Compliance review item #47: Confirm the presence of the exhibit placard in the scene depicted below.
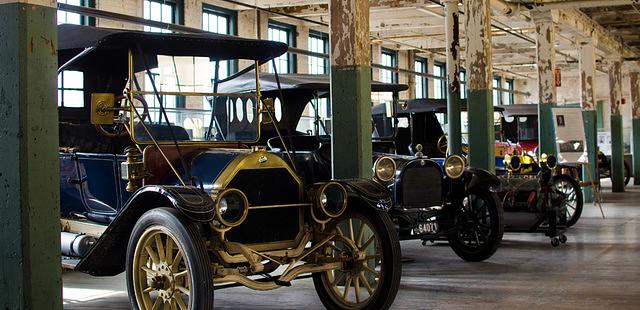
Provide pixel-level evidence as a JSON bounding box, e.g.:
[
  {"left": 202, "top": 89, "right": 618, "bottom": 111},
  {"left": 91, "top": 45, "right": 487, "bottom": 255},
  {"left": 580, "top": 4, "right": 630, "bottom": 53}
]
[{"left": 552, "top": 107, "right": 588, "bottom": 164}]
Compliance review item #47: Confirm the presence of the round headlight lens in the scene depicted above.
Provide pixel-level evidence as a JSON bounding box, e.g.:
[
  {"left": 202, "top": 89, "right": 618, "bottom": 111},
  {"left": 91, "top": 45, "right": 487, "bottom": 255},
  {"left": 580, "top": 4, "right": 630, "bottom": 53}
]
[
  {"left": 374, "top": 156, "right": 396, "bottom": 182},
  {"left": 216, "top": 189, "right": 248, "bottom": 227},
  {"left": 318, "top": 182, "right": 347, "bottom": 218},
  {"left": 444, "top": 155, "right": 466, "bottom": 179},
  {"left": 507, "top": 155, "right": 521, "bottom": 171},
  {"left": 545, "top": 154, "right": 557, "bottom": 169}
]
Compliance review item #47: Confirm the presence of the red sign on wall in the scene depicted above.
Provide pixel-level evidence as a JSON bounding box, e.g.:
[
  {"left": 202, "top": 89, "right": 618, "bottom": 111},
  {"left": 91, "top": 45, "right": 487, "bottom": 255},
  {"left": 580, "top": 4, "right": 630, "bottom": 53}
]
[{"left": 554, "top": 68, "right": 562, "bottom": 87}]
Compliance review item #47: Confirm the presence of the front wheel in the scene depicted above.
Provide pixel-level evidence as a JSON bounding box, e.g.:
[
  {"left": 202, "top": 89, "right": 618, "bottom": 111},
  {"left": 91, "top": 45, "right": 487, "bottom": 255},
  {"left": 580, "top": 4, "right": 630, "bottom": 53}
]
[
  {"left": 447, "top": 190, "right": 504, "bottom": 262},
  {"left": 553, "top": 175, "right": 583, "bottom": 227},
  {"left": 313, "top": 205, "right": 401, "bottom": 310},
  {"left": 126, "top": 208, "right": 214, "bottom": 310}
]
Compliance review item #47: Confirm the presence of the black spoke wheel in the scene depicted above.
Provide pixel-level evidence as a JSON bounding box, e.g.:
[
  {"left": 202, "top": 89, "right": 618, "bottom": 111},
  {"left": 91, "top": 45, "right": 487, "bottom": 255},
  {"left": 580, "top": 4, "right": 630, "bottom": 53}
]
[
  {"left": 447, "top": 190, "right": 503, "bottom": 262},
  {"left": 553, "top": 175, "right": 584, "bottom": 227},
  {"left": 126, "top": 208, "right": 213, "bottom": 310},
  {"left": 313, "top": 205, "right": 401, "bottom": 310},
  {"left": 624, "top": 160, "right": 631, "bottom": 186}
]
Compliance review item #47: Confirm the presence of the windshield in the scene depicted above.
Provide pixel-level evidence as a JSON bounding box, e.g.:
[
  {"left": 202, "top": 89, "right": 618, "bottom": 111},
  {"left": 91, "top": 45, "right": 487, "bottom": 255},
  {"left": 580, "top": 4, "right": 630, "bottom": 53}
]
[
  {"left": 130, "top": 55, "right": 260, "bottom": 143},
  {"left": 503, "top": 115, "right": 538, "bottom": 142},
  {"left": 438, "top": 111, "right": 502, "bottom": 143},
  {"left": 295, "top": 91, "right": 399, "bottom": 139}
]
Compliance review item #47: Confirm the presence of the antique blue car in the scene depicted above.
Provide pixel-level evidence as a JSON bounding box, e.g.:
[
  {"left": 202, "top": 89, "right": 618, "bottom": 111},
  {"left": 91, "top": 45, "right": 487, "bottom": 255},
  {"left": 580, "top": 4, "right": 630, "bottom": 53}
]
[
  {"left": 57, "top": 25, "right": 401, "bottom": 309},
  {"left": 218, "top": 73, "right": 504, "bottom": 262},
  {"left": 383, "top": 98, "right": 583, "bottom": 245}
]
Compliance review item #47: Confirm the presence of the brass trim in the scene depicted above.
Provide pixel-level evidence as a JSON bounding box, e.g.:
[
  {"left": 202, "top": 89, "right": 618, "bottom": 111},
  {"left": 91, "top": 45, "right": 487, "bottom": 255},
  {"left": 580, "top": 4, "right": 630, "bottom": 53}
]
[
  {"left": 216, "top": 231, "right": 311, "bottom": 264},
  {"left": 60, "top": 219, "right": 106, "bottom": 238},
  {"left": 444, "top": 155, "right": 466, "bottom": 179},
  {"left": 214, "top": 188, "right": 249, "bottom": 228},
  {"left": 249, "top": 203, "right": 311, "bottom": 210},
  {"left": 213, "top": 262, "right": 341, "bottom": 291},
  {"left": 131, "top": 90, "right": 258, "bottom": 98},
  {"left": 373, "top": 156, "right": 396, "bottom": 183}
]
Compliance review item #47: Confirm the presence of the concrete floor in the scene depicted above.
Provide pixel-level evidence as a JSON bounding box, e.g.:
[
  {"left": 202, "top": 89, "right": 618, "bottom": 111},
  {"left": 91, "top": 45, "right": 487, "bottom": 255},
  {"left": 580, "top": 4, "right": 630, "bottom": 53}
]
[{"left": 63, "top": 180, "right": 640, "bottom": 309}]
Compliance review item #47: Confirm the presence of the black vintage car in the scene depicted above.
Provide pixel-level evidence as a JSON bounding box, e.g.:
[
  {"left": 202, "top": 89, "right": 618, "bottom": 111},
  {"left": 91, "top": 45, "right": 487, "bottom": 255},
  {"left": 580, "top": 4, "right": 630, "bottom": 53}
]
[
  {"left": 218, "top": 73, "right": 504, "bottom": 262},
  {"left": 57, "top": 25, "right": 401, "bottom": 309},
  {"left": 385, "top": 99, "right": 583, "bottom": 244},
  {"left": 498, "top": 104, "right": 632, "bottom": 186}
]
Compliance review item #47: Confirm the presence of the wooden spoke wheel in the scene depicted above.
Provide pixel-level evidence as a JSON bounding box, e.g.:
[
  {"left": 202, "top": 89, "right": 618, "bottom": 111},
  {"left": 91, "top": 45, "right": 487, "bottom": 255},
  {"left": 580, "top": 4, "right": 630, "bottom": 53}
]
[
  {"left": 126, "top": 208, "right": 213, "bottom": 310},
  {"left": 313, "top": 206, "right": 400, "bottom": 310}
]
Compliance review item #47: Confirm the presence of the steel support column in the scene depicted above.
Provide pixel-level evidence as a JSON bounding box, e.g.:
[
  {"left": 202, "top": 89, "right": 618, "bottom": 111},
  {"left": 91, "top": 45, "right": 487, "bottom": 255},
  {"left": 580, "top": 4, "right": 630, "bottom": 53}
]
[
  {"left": 329, "top": 0, "right": 372, "bottom": 178},
  {"left": 632, "top": 72, "right": 640, "bottom": 186},
  {"left": 533, "top": 9, "right": 557, "bottom": 157},
  {"left": 0, "top": 1, "right": 61, "bottom": 309},
  {"left": 464, "top": 0, "right": 494, "bottom": 171},
  {"left": 579, "top": 39, "right": 598, "bottom": 202},
  {"left": 608, "top": 59, "right": 625, "bottom": 192},
  {"left": 445, "top": 0, "right": 462, "bottom": 156}
]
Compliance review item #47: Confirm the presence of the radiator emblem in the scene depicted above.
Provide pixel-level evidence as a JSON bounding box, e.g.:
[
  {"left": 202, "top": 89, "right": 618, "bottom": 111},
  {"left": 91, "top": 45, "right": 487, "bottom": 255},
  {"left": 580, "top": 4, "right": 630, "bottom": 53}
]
[{"left": 258, "top": 155, "right": 268, "bottom": 163}]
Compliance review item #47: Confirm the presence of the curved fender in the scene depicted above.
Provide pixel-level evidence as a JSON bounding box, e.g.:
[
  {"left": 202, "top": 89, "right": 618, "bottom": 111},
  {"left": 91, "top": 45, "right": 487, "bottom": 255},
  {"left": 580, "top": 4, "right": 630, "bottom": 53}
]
[
  {"left": 334, "top": 179, "right": 393, "bottom": 211},
  {"left": 75, "top": 185, "right": 214, "bottom": 276},
  {"left": 466, "top": 167, "right": 501, "bottom": 193}
]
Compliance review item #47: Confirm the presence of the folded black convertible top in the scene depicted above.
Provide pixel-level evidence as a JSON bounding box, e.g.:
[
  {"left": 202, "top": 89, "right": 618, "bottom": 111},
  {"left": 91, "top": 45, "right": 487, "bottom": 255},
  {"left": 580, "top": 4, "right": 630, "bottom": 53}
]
[{"left": 57, "top": 24, "right": 288, "bottom": 72}]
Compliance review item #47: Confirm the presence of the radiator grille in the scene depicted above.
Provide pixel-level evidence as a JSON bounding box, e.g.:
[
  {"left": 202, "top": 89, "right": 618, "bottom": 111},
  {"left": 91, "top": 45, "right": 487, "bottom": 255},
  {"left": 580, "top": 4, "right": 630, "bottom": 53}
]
[
  {"left": 225, "top": 168, "right": 302, "bottom": 244},
  {"left": 402, "top": 166, "right": 443, "bottom": 207}
]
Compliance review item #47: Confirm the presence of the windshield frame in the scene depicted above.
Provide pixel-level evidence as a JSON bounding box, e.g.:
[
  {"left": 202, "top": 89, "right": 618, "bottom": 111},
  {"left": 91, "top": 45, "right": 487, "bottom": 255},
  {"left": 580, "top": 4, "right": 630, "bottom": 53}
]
[{"left": 125, "top": 48, "right": 264, "bottom": 146}]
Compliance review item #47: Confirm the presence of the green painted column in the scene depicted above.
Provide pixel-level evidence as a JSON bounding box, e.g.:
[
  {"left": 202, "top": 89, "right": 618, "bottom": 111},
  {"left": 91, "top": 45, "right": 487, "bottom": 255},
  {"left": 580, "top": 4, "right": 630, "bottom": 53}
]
[
  {"left": 634, "top": 119, "right": 640, "bottom": 186},
  {"left": 630, "top": 72, "right": 640, "bottom": 185},
  {"left": 0, "top": 1, "right": 61, "bottom": 310},
  {"left": 582, "top": 111, "right": 598, "bottom": 201},
  {"left": 329, "top": 0, "right": 372, "bottom": 178},
  {"left": 579, "top": 40, "right": 598, "bottom": 202},
  {"left": 464, "top": 0, "right": 494, "bottom": 171},
  {"left": 609, "top": 59, "right": 625, "bottom": 192},
  {"left": 532, "top": 9, "right": 557, "bottom": 157},
  {"left": 444, "top": 0, "right": 461, "bottom": 156}
]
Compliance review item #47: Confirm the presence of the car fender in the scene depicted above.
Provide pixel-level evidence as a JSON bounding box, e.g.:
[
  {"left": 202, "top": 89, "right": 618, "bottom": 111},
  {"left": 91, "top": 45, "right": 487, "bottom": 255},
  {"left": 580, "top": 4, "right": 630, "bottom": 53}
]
[
  {"left": 334, "top": 179, "right": 392, "bottom": 212},
  {"left": 465, "top": 167, "right": 501, "bottom": 193},
  {"left": 75, "top": 185, "right": 214, "bottom": 276}
]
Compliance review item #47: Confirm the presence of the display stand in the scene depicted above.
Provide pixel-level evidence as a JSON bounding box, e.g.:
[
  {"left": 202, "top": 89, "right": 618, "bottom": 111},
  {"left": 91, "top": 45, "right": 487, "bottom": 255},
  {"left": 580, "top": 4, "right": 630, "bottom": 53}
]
[{"left": 581, "top": 162, "right": 605, "bottom": 219}]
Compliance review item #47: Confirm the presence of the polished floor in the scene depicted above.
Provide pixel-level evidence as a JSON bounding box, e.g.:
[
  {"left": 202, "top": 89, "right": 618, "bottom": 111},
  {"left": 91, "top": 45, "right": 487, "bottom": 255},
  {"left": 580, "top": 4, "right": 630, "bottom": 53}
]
[{"left": 63, "top": 180, "right": 640, "bottom": 309}]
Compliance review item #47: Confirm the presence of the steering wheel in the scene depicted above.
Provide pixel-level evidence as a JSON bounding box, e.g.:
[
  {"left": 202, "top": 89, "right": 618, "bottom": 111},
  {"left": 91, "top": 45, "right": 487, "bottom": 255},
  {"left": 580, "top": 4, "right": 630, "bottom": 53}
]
[
  {"left": 95, "top": 94, "right": 150, "bottom": 138},
  {"left": 437, "top": 134, "right": 448, "bottom": 155}
]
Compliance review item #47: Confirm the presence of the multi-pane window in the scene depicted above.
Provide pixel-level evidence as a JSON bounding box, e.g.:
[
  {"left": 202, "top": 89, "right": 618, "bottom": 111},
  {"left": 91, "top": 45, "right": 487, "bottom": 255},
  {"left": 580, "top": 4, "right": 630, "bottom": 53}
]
[
  {"left": 459, "top": 70, "right": 467, "bottom": 99},
  {"left": 380, "top": 49, "right": 397, "bottom": 83},
  {"left": 268, "top": 22, "right": 296, "bottom": 74},
  {"left": 144, "top": 1, "right": 183, "bottom": 123},
  {"left": 144, "top": 0, "right": 181, "bottom": 33},
  {"left": 493, "top": 77, "right": 502, "bottom": 106},
  {"left": 433, "top": 63, "right": 446, "bottom": 99},
  {"left": 57, "top": 0, "right": 94, "bottom": 25},
  {"left": 415, "top": 58, "right": 427, "bottom": 99},
  {"left": 202, "top": 6, "right": 236, "bottom": 79},
  {"left": 57, "top": 0, "right": 93, "bottom": 103},
  {"left": 308, "top": 31, "right": 328, "bottom": 75},
  {"left": 58, "top": 71, "right": 84, "bottom": 108},
  {"left": 504, "top": 79, "right": 514, "bottom": 105}
]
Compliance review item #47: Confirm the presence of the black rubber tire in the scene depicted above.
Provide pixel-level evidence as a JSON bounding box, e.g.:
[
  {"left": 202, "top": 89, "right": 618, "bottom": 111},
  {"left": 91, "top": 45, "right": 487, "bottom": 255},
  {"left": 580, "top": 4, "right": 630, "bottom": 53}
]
[
  {"left": 312, "top": 205, "right": 401, "bottom": 310},
  {"left": 448, "top": 190, "right": 504, "bottom": 262},
  {"left": 624, "top": 160, "right": 631, "bottom": 186},
  {"left": 553, "top": 175, "right": 584, "bottom": 227},
  {"left": 126, "top": 208, "right": 213, "bottom": 310}
]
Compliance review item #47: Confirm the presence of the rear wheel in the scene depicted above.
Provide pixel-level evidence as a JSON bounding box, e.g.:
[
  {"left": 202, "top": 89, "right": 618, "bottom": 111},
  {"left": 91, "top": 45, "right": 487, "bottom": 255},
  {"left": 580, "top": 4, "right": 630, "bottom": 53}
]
[
  {"left": 624, "top": 160, "right": 631, "bottom": 186},
  {"left": 553, "top": 175, "right": 583, "bottom": 227},
  {"left": 313, "top": 205, "right": 401, "bottom": 310},
  {"left": 126, "top": 208, "right": 213, "bottom": 310},
  {"left": 448, "top": 190, "right": 503, "bottom": 262}
]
